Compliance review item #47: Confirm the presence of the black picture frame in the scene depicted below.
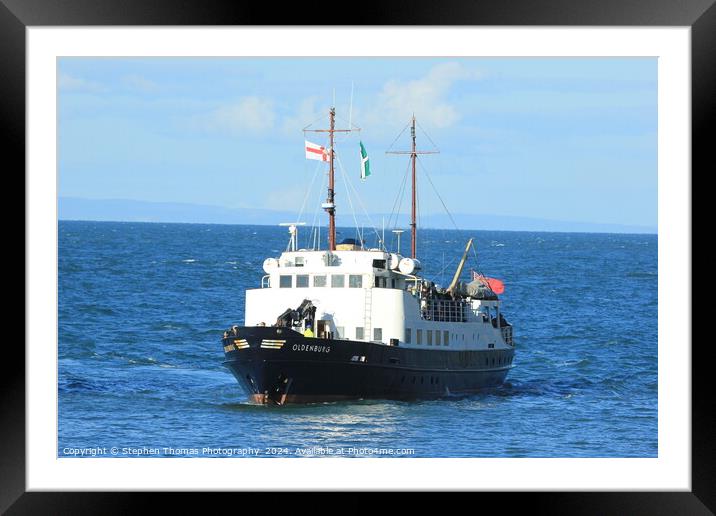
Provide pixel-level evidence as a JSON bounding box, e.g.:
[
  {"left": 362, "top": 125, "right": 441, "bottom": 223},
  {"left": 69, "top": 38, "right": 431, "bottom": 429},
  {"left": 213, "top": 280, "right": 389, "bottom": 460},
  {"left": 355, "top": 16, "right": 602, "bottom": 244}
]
[{"left": 7, "top": 0, "right": 709, "bottom": 512}]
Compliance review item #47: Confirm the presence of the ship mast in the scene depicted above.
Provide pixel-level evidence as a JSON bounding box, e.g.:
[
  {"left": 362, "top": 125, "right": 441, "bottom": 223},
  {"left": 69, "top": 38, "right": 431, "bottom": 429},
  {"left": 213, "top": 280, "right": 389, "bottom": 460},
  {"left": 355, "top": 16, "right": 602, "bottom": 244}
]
[
  {"left": 387, "top": 115, "right": 438, "bottom": 259},
  {"left": 410, "top": 117, "right": 417, "bottom": 259},
  {"left": 304, "top": 107, "right": 355, "bottom": 251}
]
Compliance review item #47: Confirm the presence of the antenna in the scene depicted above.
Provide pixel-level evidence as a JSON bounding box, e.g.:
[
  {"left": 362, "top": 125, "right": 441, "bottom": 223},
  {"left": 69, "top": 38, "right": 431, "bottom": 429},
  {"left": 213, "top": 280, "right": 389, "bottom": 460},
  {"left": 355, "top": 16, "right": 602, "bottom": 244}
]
[
  {"left": 279, "top": 222, "right": 306, "bottom": 252},
  {"left": 349, "top": 82, "right": 354, "bottom": 129},
  {"left": 382, "top": 217, "right": 385, "bottom": 250},
  {"left": 392, "top": 229, "right": 405, "bottom": 255}
]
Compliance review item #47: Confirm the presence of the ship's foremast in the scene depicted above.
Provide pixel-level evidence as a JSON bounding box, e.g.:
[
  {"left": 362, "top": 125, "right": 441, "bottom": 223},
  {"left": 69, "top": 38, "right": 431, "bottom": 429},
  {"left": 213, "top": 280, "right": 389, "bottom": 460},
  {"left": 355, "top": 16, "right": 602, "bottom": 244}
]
[{"left": 304, "top": 107, "right": 354, "bottom": 252}]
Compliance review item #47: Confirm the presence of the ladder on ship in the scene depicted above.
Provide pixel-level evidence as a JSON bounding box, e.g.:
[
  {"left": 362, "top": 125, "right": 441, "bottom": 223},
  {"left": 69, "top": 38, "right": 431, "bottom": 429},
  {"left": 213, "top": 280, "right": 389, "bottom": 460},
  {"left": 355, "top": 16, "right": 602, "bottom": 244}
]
[{"left": 364, "top": 288, "right": 372, "bottom": 341}]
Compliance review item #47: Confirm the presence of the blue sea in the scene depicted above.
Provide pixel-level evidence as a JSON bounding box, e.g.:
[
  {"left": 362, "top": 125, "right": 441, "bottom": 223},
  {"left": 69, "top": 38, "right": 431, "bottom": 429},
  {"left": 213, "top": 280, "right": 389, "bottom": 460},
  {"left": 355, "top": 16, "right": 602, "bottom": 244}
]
[{"left": 58, "top": 220, "right": 658, "bottom": 458}]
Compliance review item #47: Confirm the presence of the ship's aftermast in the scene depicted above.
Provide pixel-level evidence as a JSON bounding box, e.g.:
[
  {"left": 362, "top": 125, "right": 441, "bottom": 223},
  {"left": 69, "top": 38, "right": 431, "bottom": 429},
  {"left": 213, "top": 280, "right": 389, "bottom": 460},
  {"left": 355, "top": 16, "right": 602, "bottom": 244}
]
[
  {"left": 386, "top": 116, "right": 439, "bottom": 259},
  {"left": 304, "top": 108, "right": 359, "bottom": 252}
]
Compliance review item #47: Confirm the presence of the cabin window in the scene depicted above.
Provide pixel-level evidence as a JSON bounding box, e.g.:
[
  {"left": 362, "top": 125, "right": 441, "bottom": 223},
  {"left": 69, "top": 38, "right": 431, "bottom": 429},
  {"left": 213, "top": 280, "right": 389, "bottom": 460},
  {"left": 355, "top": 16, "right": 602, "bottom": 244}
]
[
  {"left": 372, "top": 259, "right": 386, "bottom": 269},
  {"left": 416, "top": 329, "right": 422, "bottom": 345},
  {"left": 349, "top": 275, "right": 363, "bottom": 288},
  {"left": 296, "top": 275, "right": 309, "bottom": 288},
  {"left": 374, "top": 276, "right": 386, "bottom": 288},
  {"left": 444, "top": 331, "right": 449, "bottom": 346},
  {"left": 373, "top": 328, "right": 382, "bottom": 341},
  {"left": 336, "top": 326, "right": 344, "bottom": 339},
  {"left": 313, "top": 275, "right": 327, "bottom": 287},
  {"left": 391, "top": 279, "right": 396, "bottom": 288},
  {"left": 295, "top": 257, "right": 305, "bottom": 267},
  {"left": 427, "top": 330, "right": 433, "bottom": 346},
  {"left": 331, "top": 274, "right": 345, "bottom": 288},
  {"left": 435, "top": 331, "right": 441, "bottom": 346},
  {"left": 405, "top": 328, "right": 411, "bottom": 344},
  {"left": 356, "top": 327, "right": 364, "bottom": 340},
  {"left": 279, "top": 275, "right": 292, "bottom": 288}
]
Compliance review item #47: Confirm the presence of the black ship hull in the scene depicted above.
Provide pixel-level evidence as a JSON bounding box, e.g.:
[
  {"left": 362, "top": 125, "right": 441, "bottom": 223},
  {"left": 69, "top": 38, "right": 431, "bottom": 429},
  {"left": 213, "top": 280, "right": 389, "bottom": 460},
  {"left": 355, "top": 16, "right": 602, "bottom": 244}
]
[{"left": 223, "top": 326, "right": 514, "bottom": 404}]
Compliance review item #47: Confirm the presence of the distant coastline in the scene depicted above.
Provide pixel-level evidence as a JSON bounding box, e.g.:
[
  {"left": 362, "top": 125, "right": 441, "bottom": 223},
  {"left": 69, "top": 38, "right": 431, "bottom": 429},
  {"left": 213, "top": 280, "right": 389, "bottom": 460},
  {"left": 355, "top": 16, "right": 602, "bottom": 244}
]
[{"left": 58, "top": 197, "right": 657, "bottom": 235}]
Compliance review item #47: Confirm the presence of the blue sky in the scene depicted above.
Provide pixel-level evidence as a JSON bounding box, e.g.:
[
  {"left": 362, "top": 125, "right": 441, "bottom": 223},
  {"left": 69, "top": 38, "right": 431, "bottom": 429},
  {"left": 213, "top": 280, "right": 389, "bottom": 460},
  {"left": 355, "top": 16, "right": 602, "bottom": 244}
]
[{"left": 58, "top": 57, "right": 657, "bottom": 228}]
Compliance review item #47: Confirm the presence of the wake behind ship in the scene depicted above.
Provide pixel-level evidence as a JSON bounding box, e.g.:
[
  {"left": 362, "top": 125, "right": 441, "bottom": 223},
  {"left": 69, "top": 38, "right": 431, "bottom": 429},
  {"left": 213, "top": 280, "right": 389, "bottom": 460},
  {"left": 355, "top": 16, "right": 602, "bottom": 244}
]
[{"left": 222, "top": 108, "right": 515, "bottom": 404}]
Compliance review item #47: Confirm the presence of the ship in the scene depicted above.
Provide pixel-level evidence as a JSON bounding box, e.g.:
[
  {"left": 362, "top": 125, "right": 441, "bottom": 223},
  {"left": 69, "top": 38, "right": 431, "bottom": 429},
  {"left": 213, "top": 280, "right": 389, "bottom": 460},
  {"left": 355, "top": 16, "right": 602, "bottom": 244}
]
[{"left": 222, "top": 107, "right": 515, "bottom": 404}]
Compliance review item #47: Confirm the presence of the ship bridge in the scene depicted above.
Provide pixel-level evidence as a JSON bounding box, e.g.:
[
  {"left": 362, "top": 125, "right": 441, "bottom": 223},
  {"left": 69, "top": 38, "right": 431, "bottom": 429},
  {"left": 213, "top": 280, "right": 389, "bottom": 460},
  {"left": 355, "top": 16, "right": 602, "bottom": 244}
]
[{"left": 260, "top": 248, "right": 419, "bottom": 291}]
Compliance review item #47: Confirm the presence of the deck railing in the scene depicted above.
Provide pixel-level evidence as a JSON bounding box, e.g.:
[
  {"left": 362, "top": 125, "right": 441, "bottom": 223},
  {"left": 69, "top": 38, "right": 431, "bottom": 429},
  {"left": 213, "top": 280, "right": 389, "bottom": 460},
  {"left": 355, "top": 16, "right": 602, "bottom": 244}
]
[{"left": 421, "top": 299, "right": 468, "bottom": 322}]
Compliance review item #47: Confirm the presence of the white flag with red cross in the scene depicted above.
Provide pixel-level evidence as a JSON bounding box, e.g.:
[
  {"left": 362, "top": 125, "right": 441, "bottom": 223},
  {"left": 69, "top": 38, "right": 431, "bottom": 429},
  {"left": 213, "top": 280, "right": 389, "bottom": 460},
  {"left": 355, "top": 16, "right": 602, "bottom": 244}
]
[{"left": 305, "top": 140, "right": 329, "bottom": 162}]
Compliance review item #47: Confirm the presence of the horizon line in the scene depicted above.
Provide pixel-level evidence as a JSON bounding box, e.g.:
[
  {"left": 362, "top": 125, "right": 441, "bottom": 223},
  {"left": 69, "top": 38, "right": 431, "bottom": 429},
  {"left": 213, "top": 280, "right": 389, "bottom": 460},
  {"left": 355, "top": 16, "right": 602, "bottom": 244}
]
[
  {"left": 58, "top": 196, "right": 657, "bottom": 233},
  {"left": 57, "top": 218, "right": 658, "bottom": 236}
]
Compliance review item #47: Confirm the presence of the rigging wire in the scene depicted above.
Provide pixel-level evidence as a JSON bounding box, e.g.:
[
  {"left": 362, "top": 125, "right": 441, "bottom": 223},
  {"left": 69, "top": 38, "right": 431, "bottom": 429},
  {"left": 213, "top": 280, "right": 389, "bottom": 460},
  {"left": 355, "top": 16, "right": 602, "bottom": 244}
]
[
  {"left": 334, "top": 151, "right": 365, "bottom": 248},
  {"left": 415, "top": 119, "right": 441, "bottom": 153},
  {"left": 385, "top": 122, "right": 410, "bottom": 153},
  {"left": 428, "top": 255, "right": 459, "bottom": 285},
  {"left": 302, "top": 112, "right": 332, "bottom": 132},
  {"left": 414, "top": 154, "right": 486, "bottom": 281},
  {"left": 334, "top": 151, "right": 386, "bottom": 251},
  {"left": 335, "top": 113, "right": 362, "bottom": 132},
  {"left": 387, "top": 158, "right": 411, "bottom": 235},
  {"left": 295, "top": 158, "right": 324, "bottom": 225},
  {"left": 306, "top": 169, "right": 328, "bottom": 250},
  {"left": 416, "top": 155, "right": 460, "bottom": 232}
]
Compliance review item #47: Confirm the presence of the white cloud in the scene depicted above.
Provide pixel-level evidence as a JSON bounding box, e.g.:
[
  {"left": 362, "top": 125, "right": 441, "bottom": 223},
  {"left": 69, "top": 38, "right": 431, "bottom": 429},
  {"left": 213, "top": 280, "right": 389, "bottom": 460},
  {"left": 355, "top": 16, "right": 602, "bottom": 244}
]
[
  {"left": 363, "top": 62, "right": 481, "bottom": 130},
  {"left": 201, "top": 97, "right": 276, "bottom": 133},
  {"left": 278, "top": 63, "right": 481, "bottom": 144},
  {"left": 122, "top": 74, "right": 160, "bottom": 93},
  {"left": 58, "top": 72, "right": 104, "bottom": 92},
  {"left": 281, "top": 96, "right": 325, "bottom": 136}
]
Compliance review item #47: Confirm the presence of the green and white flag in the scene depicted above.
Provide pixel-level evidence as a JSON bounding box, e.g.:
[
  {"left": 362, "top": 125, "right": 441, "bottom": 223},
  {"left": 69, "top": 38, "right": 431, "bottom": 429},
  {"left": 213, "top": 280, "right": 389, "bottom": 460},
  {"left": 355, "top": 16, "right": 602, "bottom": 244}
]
[{"left": 360, "top": 141, "right": 371, "bottom": 180}]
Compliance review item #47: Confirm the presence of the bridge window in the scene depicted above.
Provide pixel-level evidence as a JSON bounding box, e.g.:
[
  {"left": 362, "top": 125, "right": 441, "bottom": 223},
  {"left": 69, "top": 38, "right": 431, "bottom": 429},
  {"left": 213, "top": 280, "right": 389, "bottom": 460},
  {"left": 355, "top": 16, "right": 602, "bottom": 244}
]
[
  {"left": 313, "top": 275, "right": 327, "bottom": 287},
  {"left": 372, "top": 259, "right": 386, "bottom": 269},
  {"left": 279, "top": 275, "right": 292, "bottom": 288},
  {"left": 296, "top": 275, "right": 309, "bottom": 288},
  {"left": 331, "top": 274, "right": 345, "bottom": 288},
  {"left": 295, "top": 257, "right": 305, "bottom": 267},
  {"left": 349, "top": 274, "right": 363, "bottom": 288},
  {"left": 373, "top": 328, "right": 382, "bottom": 341},
  {"left": 356, "top": 327, "right": 364, "bottom": 340},
  {"left": 405, "top": 328, "right": 411, "bottom": 344}
]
